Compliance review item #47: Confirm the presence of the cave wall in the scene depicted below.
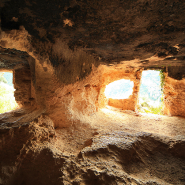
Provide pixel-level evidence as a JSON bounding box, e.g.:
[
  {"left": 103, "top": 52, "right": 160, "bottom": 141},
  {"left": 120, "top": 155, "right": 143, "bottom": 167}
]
[
  {"left": 108, "top": 98, "right": 136, "bottom": 111},
  {"left": 1, "top": 42, "right": 185, "bottom": 126},
  {"left": 14, "top": 67, "right": 34, "bottom": 107},
  {"left": 0, "top": 0, "right": 185, "bottom": 122},
  {"left": 163, "top": 72, "right": 185, "bottom": 117}
]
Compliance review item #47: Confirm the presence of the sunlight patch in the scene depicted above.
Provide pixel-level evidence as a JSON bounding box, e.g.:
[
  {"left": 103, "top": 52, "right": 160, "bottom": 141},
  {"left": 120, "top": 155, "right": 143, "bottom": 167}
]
[
  {"left": 105, "top": 79, "right": 134, "bottom": 99},
  {"left": 0, "top": 72, "right": 18, "bottom": 113}
]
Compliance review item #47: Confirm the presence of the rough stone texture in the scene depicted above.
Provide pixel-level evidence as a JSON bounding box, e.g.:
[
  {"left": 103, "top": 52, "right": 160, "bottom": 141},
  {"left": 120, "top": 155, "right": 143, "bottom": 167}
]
[
  {"left": 0, "top": 114, "right": 185, "bottom": 185},
  {"left": 163, "top": 75, "right": 185, "bottom": 117},
  {"left": 0, "top": 0, "right": 185, "bottom": 184},
  {"left": 14, "top": 67, "right": 33, "bottom": 107},
  {"left": 0, "top": 46, "right": 30, "bottom": 70},
  {"left": 1, "top": 0, "right": 185, "bottom": 65},
  {"left": 108, "top": 98, "right": 136, "bottom": 111}
]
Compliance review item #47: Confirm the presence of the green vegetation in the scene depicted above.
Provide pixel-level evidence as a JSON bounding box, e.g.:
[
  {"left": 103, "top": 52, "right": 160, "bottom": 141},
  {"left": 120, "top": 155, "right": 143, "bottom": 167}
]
[
  {"left": 139, "top": 101, "right": 164, "bottom": 115},
  {"left": 0, "top": 73, "right": 8, "bottom": 84},
  {"left": 138, "top": 70, "right": 165, "bottom": 115},
  {"left": 159, "top": 70, "right": 165, "bottom": 89},
  {"left": 0, "top": 85, "right": 18, "bottom": 113}
]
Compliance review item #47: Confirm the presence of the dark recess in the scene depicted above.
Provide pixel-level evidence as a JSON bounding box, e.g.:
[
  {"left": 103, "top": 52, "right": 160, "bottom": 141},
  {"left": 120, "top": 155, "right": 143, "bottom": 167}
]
[
  {"left": 1, "top": 11, "right": 21, "bottom": 31},
  {"left": 168, "top": 66, "right": 185, "bottom": 80}
]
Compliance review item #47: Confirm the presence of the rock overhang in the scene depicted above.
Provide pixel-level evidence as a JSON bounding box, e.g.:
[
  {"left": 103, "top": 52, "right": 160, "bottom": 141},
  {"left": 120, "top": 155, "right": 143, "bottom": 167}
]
[{"left": 0, "top": 0, "right": 185, "bottom": 69}]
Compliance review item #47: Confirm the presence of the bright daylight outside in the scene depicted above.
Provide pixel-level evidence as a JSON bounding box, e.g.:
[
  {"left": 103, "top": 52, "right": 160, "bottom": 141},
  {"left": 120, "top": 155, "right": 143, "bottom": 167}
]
[
  {"left": 105, "top": 79, "right": 134, "bottom": 99},
  {"left": 0, "top": 72, "right": 18, "bottom": 113},
  {"left": 138, "top": 70, "right": 164, "bottom": 115}
]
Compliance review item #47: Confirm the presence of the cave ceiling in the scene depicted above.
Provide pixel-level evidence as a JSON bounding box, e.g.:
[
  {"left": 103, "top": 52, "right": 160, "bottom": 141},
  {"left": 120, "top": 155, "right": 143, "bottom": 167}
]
[
  {"left": 0, "top": 46, "right": 31, "bottom": 69},
  {"left": 0, "top": 0, "right": 185, "bottom": 79}
]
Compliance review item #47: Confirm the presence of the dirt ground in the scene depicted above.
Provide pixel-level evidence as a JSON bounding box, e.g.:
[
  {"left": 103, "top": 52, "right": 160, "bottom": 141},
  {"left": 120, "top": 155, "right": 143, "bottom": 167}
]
[
  {"left": 0, "top": 106, "right": 185, "bottom": 184},
  {"left": 55, "top": 106, "right": 185, "bottom": 155}
]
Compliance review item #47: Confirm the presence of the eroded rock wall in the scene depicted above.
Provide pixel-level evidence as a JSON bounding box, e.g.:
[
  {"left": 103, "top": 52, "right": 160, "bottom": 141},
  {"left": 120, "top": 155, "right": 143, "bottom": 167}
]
[
  {"left": 14, "top": 67, "right": 33, "bottom": 107},
  {"left": 1, "top": 115, "right": 185, "bottom": 185},
  {"left": 164, "top": 73, "right": 185, "bottom": 117}
]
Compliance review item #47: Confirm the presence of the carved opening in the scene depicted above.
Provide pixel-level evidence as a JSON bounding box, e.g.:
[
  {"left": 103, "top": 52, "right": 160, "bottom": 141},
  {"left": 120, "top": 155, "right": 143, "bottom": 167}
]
[
  {"left": 104, "top": 79, "right": 134, "bottom": 100},
  {"left": 98, "top": 67, "right": 141, "bottom": 112},
  {"left": 0, "top": 71, "right": 18, "bottom": 113},
  {"left": 137, "top": 70, "right": 164, "bottom": 115},
  {"left": 104, "top": 79, "right": 135, "bottom": 110},
  {"left": 0, "top": 47, "right": 36, "bottom": 114}
]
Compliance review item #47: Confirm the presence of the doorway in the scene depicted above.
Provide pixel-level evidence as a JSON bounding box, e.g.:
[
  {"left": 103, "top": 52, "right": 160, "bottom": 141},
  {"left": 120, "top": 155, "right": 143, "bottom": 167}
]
[{"left": 137, "top": 70, "right": 164, "bottom": 115}]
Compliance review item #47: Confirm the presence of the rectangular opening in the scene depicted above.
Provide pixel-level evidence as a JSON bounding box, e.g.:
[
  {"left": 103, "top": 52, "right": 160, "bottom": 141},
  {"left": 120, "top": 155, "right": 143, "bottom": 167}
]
[
  {"left": 0, "top": 71, "right": 18, "bottom": 113},
  {"left": 137, "top": 70, "right": 164, "bottom": 115}
]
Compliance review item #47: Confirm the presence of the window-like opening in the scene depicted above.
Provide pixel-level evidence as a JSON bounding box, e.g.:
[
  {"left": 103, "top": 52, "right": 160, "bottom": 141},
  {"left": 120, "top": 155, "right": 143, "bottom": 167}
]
[
  {"left": 138, "top": 70, "right": 164, "bottom": 115},
  {"left": 0, "top": 72, "right": 18, "bottom": 113},
  {"left": 105, "top": 79, "right": 134, "bottom": 99}
]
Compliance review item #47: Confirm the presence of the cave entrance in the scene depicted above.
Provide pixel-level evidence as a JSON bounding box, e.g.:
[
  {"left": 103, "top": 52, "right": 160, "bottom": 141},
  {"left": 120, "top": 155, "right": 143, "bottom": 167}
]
[
  {"left": 137, "top": 70, "right": 164, "bottom": 115},
  {"left": 0, "top": 71, "right": 18, "bottom": 113}
]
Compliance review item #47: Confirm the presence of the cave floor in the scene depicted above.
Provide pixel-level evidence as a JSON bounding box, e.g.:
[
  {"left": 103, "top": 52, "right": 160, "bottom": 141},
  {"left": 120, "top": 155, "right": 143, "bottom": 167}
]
[
  {"left": 90, "top": 106, "right": 185, "bottom": 137},
  {"left": 1, "top": 107, "right": 185, "bottom": 184},
  {"left": 55, "top": 106, "right": 185, "bottom": 155}
]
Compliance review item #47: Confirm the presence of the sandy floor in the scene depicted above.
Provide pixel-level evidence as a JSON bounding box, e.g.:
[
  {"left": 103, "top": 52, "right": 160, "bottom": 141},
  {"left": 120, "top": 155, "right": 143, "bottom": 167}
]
[
  {"left": 55, "top": 106, "right": 185, "bottom": 155},
  {"left": 89, "top": 106, "right": 185, "bottom": 137},
  {"left": 1, "top": 107, "right": 185, "bottom": 184}
]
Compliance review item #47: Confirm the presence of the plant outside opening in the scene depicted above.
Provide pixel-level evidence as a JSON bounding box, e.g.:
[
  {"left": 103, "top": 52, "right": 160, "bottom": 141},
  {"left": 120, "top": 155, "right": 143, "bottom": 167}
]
[{"left": 138, "top": 70, "right": 164, "bottom": 115}]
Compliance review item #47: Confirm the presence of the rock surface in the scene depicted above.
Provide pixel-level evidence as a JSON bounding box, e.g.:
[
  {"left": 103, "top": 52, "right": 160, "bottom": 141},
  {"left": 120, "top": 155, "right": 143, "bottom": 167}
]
[
  {"left": 0, "top": 0, "right": 185, "bottom": 184},
  {"left": 1, "top": 108, "right": 185, "bottom": 184}
]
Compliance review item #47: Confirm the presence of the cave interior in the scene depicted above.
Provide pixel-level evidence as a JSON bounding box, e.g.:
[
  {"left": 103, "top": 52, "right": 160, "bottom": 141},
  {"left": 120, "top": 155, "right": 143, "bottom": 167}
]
[{"left": 0, "top": 0, "right": 185, "bottom": 184}]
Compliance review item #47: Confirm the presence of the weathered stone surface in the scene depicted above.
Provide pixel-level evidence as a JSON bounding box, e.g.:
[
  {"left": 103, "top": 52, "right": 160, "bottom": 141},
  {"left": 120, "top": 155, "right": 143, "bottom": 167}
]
[
  {"left": 164, "top": 76, "right": 185, "bottom": 117},
  {"left": 0, "top": 0, "right": 185, "bottom": 184},
  {"left": 1, "top": 116, "right": 185, "bottom": 184}
]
